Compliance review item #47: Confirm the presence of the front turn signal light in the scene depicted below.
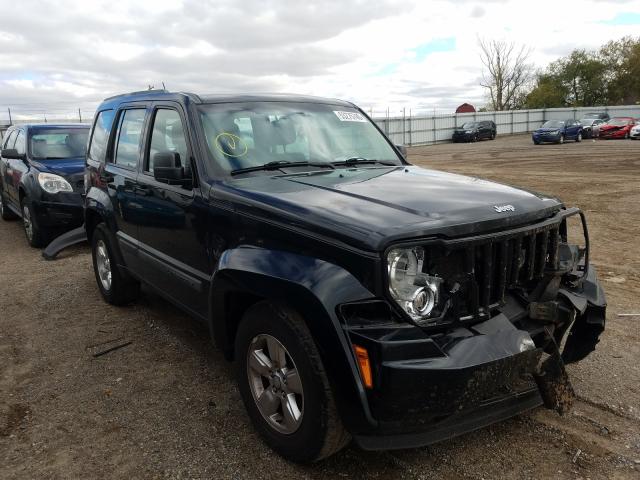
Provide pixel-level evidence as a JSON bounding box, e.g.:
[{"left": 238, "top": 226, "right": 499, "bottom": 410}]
[{"left": 353, "top": 345, "right": 373, "bottom": 389}]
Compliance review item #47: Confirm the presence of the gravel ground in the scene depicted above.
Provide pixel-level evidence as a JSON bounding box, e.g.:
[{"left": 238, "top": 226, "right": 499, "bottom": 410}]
[{"left": 1, "top": 134, "right": 639, "bottom": 479}]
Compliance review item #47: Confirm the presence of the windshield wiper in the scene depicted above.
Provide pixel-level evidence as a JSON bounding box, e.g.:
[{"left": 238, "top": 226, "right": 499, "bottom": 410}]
[
  {"left": 332, "top": 157, "right": 398, "bottom": 167},
  {"left": 230, "top": 160, "right": 334, "bottom": 176}
]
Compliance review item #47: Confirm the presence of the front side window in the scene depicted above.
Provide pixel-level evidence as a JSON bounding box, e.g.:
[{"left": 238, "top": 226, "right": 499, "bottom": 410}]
[
  {"left": 29, "top": 128, "right": 89, "bottom": 159},
  {"left": 198, "top": 102, "right": 401, "bottom": 173},
  {"left": 147, "top": 109, "right": 188, "bottom": 173},
  {"left": 88, "top": 109, "right": 115, "bottom": 164},
  {"left": 114, "top": 109, "right": 146, "bottom": 169}
]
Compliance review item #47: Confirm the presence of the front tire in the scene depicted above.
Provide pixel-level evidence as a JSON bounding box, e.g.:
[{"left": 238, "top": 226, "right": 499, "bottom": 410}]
[
  {"left": 235, "top": 301, "right": 349, "bottom": 463},
  {"left": 91, "top": 224, "right": 140, "bottom": 305},
  {"left": 21, "top": 197, "right": 48, "bottom": 248},
  {"left": 558, "top": 134, "right": 565, "bottom": 144}
]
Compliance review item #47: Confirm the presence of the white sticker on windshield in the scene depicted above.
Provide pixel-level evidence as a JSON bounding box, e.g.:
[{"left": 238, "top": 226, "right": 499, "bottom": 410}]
[{"left": 333, "top": 111, "right": 367, "bottom": 122}]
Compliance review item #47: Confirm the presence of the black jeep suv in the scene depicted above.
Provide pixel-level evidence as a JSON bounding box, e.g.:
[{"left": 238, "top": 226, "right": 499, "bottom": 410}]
[{"left": 84, "top": 91, "right": 605, "bottom": 462}]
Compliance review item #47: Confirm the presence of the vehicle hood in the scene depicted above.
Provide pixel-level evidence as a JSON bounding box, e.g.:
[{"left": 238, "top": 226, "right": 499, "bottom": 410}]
[
  {"left": 31, "top": 157, "right": 85, "bottom": 177},
  {"left": 219, "top": 166, "right": 562, "bottom": 251},
  {"left": 534, "top": 127, "right": 562, "bottom": 134},
  {"left": 599, "top": 124, "right": 627, "bottom": 131}
]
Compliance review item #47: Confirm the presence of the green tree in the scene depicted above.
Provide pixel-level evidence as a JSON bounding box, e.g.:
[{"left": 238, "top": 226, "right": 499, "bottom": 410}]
[
  {"left": 524, "top": 73, "right": 566, "bottom": 108},
  {"left": 601, "top": 37, "right": 640, "bottom": 104},
  {"left": 555, "top": 50, "right": 608, "bottom": 106},
  {"left": 524, "top": 37, "right": 640, "bottom": 108}
]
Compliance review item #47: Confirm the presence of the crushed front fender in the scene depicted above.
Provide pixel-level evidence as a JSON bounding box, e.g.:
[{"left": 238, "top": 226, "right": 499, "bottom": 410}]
[{"left": 559, "top": 264, "right": 606, "bottom": 364}]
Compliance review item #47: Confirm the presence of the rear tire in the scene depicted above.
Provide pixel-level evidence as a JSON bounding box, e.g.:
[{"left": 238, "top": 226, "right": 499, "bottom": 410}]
[
  {"left": 91, "top": 223, "right": 140, "bottom": 305},
  {"left": 21, "top": 197, "right": 48, "bottom": 248},
  {"left": 491, "top": 131, "right": 496, "bottom": 140},
  {"left": 235, "top": 301, "right": 350, "bottom": 463},
  {"left": 0, "top": 190, "right": 18, "bottom": 220},
  {"left": 576, "top": 132, "right": 582, "bottom": 142},
  {"left": 624, "top": 131, "right": 630, "bottom": 139}
]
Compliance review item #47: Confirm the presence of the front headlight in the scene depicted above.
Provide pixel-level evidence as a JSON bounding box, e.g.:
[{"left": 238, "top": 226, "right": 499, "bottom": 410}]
[
  {"left": 38, "top": 172, "right": 73, "bottom": 194},
  {"left": 387, "top": 247, "right": 442, "bottom": 321},
  {"left": 465, "top": 130, "right": 473, "bottom": 133},
  {"left": 551, "top": 130, "right": 560, "bottom": 134}
]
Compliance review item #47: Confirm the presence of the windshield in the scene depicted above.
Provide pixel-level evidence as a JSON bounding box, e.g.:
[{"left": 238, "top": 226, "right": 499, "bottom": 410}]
[
  {"left": 198, "top": 102, "right": 401, "bottom": 173},
  {"left": 461, "top": 122, "right": 478, "bottom": 129},
  {"left": 607, "top": 118, "right": 630, "bottom": 126},
  {"left": 29, "top": 128, "right": 89, "bottom": 159},
  {"left": 542, "top": 120, "right": 565, "bottom": 128},
  {"left": 579, "top": 118, "right": 595, "bottom": 125}
]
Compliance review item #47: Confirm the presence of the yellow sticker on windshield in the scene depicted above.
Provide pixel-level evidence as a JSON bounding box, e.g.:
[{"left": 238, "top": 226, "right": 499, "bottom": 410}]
[{"left": 214, "top": 132, "right": 248, "bottom": 158}]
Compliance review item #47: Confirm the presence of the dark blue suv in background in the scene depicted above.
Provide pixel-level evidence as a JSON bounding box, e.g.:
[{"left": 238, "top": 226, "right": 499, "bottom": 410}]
[
  {"left": 0, "top": 124, "right": 89, "bottom": 246},
  {"left": 82, "top": 90, "right": 605, "bottom": 463},
  {"left": 532, "top": 119, "right": 583, "bottom": 144}
]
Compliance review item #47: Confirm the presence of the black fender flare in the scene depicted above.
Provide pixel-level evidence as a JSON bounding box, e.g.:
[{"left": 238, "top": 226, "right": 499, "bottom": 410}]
[
  {"left": 209, "top": 245, "right": 379, "bottom": 428},
  {"left": 84, "top": 186, "right": 127, "bottom": 267}
]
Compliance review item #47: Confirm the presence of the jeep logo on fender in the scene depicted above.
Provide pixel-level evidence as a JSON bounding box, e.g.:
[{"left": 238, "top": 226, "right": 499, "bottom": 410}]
[{"left": 494, "top": 204, "right": 515, "bottom": 213}]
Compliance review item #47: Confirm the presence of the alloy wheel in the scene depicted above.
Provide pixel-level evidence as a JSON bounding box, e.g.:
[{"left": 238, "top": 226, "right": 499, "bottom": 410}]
[
  {"left": 247, "top": 334, "right": 304, "bottom": 434},
  {"left": 22, "top": 204, "right": 33, "bottom": 241},
  {"left": 95, "top": 239, "right": 112, "bottom": 291}
]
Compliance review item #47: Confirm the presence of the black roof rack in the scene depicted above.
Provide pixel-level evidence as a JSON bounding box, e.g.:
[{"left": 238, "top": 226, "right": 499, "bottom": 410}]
[{"left": 102, "top": 89, "right": 169, "bottom": 102}]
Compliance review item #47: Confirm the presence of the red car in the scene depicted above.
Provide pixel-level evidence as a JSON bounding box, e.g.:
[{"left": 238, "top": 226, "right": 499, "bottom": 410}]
[{"left": 598, "top": 117, "right": 637, "bottom": 139}]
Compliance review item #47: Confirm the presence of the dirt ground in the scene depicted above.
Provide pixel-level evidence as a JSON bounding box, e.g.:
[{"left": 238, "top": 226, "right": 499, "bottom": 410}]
[{"left": 1, "top": 134, "right": 639, "bottom": 479}]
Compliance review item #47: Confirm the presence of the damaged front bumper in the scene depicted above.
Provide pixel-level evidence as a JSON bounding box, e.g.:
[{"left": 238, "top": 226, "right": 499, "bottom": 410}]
[{"left": 341, "top": 209, "right": 606, "bottom": 450}]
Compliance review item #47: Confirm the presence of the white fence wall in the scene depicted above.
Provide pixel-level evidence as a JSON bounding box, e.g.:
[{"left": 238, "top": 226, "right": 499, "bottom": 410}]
[{"left": 373, "top": 105, "right": 640, "bottom": 146}]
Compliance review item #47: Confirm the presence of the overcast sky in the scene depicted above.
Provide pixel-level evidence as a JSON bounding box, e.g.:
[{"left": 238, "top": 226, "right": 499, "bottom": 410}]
[{"left": 1, "top": 0, "right": 639, "bottom": 120}]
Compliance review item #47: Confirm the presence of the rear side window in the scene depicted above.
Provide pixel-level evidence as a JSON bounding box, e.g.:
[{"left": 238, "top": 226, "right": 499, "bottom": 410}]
[
  {"left": 14, "top": 131, "right": 26, "bottom": 155},
  {"left": 147, "top": 109, "right": 188, "bottom": 173},
  {"left": 88, "top": 109, "right": 115, "bottom": 163},
  {"left": 114, "top": 109, "right": 146, "bottom": 169}
]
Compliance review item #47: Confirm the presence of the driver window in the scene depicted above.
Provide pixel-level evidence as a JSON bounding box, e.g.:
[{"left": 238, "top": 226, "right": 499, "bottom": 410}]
[{"left": 148, "top": 109, "right": 188, "bottom": 173}]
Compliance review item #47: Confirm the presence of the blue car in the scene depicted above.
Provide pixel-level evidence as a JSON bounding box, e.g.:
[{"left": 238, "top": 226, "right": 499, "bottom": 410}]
[
  {"left": 532, "top": 119, "right": 583, "bottom": 144},
  {"left": 0, "top": 124, "right": 90, "bottom": 247}
]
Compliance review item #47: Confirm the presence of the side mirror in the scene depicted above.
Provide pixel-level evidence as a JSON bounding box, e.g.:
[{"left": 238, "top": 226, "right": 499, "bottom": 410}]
[
  {"left": 2, "top": 148, "right": 25, "bottom": 160},
  {"left": 153, "top": 151, "right": 184, "bottom": 182},
  {"left": 395, "top": 145, "right": 408, "bottom": 158}
]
